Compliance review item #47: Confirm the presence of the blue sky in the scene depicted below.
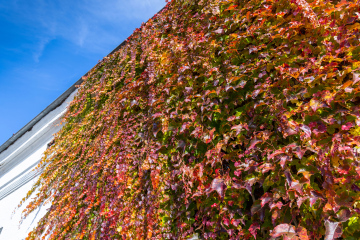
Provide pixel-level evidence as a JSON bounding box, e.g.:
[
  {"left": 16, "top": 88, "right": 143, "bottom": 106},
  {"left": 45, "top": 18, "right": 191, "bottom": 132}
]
[{"left": 0, "top": 0, "right": 166, "bottom": 145}]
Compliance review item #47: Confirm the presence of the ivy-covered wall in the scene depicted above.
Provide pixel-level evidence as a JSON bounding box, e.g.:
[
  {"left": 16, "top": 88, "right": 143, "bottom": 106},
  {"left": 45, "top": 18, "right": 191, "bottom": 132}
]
[{"left": 22, "top": 0, "right": 360, "bottom": 239}]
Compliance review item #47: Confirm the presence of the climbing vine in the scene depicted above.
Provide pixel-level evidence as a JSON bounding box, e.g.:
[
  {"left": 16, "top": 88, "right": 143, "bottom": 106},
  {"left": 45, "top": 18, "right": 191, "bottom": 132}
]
[{"left": 21, "top": 0, "right": 360, "bottom": 239}]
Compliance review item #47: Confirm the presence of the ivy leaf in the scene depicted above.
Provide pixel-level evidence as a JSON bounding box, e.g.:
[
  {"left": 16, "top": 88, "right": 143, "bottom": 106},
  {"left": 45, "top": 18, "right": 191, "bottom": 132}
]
[
  {"left": 353, "top": 73, "right": 360, "bottom": 85},
  {"left": 311, "top": 190, "right": 326, "bottom": 200},
  {"left": 249, "top": 137, "right": 262, "bottom": 150},
  {"left": 231, "top": 218, "right": 242, "bottom": 227},
  {"left": 284, "top": 127, "right": 298, "bottom": 138},
  {"left": 251, "top": 201, "right": 261, "bottom": 215},
  {"left": 341, "top": 122, "right": 353, "bottom": 131},
  {"left": 249, "top": 222, "right": 260, "bottom": 239},
  {"left": 297, "top": 196, "right": 308, "bottom": 208},
  {"left": 152, "top": 122, "right": 161, "bottom": 137},
  {"left": 324, "top": 220, "right": 342, "bottom": 240},
  {"left": 351, "top": 184, "right": 360, "bottom": 192},
  {"left": 296, "top": 226, "right": 309, "bottom": 240},
  {"left": 337, "top": 209, "right": 351, "bottom": 222},
  {"left": 231, "top": 124, "right": 245, "bottom": 135},
  {"left": 210, "top": 178, "right": 226, "bottom": 199},
  {"left": 284, "top": 170, "right": 293, "bottom": 186},
  {"left": 223, "top": 217, "right": 230, "bottom": 227},
  {"left": 177, "top": 140, "right": 186, "bottom": 151},
  {"left": 300, "top": 124, "right": 312, "bottom": 138},
  {"left": 224, "top": 5, "right": 238, "bottom": 11},
  {"left": 280, "top": 155, "right": 290, "bottom": 169},
  {"left": 20, "top": 0, "right": 360, "bottom": 238},
  {"left": 310, "top": 99, "right": 327, "bottom": 112},
  {"left": 261, "top": 192, "right": 273, "bottom": 207},
  {"left": 294, "top": 147, "right": 305, "bottom": 159},
  {"left": 214, "top": 28, "right": 224, "bottom": 34},
  {"left": 270, "top": 224, "right": 296, "bottom": 238}
]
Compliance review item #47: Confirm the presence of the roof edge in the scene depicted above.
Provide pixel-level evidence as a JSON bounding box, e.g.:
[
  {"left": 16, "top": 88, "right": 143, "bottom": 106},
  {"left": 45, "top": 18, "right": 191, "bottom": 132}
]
[
  {"left": 0, "top": 77, "right": 83, "bottom": 155},
  {"left": 0, "top": 5, "right": 168, "bottom": 155},
  {"left": 0, "top": 38, "right": 124, "bottom": 154}
]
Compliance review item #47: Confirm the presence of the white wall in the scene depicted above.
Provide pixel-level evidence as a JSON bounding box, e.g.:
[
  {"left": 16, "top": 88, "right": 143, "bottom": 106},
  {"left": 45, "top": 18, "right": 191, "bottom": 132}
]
[{"left": 0, "top": 90, "right": 77, "bottom": 240}]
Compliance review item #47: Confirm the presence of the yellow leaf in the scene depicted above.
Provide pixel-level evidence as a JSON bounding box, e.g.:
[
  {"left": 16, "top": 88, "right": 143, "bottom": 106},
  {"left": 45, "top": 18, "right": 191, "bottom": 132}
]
[
  {"left": 331, "top": 155, "right": 340, "bottom": 168},
  {"left": 290, "top": 72, "right": 300, "bottom": 78},
  {"left": 347, "top": 23, "right": 360, "bottom": 30},
  {"left": 353, "top": 61, "right": 360, "bottom": 69},
  {"left": 323, "top": 203, "right": 333, "bottom": 211},
  {"left": 298, "top": 169, "right": 311, "bottom": 180}
]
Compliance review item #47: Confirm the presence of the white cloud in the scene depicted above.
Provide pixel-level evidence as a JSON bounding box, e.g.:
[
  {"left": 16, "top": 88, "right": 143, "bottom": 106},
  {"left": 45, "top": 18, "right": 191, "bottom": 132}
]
[
  {"left": 2, "top": 0, "right": 166, "bottom": 59},
  {"left": 33, "top": 37, "right": 52, "bottom": 62}
]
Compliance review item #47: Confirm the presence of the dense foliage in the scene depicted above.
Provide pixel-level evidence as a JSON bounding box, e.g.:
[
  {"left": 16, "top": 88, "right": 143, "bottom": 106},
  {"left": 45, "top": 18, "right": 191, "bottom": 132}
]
[{"left": 20, "top": 0, "right": 360, "bottom": 239}]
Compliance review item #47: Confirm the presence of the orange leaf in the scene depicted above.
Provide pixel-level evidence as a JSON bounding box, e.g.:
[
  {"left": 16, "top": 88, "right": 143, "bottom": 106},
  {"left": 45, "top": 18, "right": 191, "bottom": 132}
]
[
  {"left": 342, "top": 80, "right": 353, "bottom": 89},
  {"left": 225, "top": 5, "right": 238, "bottom": 11},
  {"left": 246, "top": 11, "right": 251, "bottom": 21}
]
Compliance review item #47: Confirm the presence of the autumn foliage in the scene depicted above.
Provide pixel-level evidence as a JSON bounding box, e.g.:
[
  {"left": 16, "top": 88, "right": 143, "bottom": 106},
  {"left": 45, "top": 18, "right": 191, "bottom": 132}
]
[{"left": 20, "top": 0, "right": 360, "bottom": 239}]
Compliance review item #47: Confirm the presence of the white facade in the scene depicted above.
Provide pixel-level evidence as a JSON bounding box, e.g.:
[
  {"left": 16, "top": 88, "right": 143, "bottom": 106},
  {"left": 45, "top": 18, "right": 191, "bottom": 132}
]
[{"left": 0, "top": 90, "right": 77, "bottom": 240}]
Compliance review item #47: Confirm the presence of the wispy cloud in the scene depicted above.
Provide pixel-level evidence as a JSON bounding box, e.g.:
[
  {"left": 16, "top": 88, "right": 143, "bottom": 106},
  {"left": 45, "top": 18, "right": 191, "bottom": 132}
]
[
  {"left": 0, "top": 0, "right": 167, "bottom": 145},
  {"left": 1, "top": 0, "right": 166, "bottom": 60},
  {"left": 33, "top": 37, "right": 52, "bottom": 62}
]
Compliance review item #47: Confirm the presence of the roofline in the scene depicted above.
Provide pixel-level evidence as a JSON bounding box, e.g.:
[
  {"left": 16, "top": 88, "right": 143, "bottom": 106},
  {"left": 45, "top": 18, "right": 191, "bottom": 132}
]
[
  {"left": 0, "top": 37, "right": 124, "bottom": 154},
  {"left": 0, "top": 77, "right": 81, "bottom": 154},
  {"left": 0, "top": 5, "right": 167, "bottom": 155}
]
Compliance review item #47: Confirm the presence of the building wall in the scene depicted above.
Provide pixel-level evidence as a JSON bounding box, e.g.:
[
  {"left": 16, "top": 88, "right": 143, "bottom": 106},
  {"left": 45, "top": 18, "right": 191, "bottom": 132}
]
[{"left": 0, "top": 90, "right": 77, "bottom": 240}]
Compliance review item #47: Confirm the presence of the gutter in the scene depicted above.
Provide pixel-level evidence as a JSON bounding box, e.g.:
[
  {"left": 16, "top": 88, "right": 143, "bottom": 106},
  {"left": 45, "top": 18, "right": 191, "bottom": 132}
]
[{"left": 0, "top": 78, "right": 83, "bottom": 155}]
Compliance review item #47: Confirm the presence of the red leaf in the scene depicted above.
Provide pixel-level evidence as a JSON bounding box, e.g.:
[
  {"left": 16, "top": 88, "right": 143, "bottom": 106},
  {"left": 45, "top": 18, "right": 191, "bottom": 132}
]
[
  {"left": 268, "top": 149, "right": 285, "bottom": 160},
  {"left": 249, "top": 222, "right": 260, "bottom": 239},
  {"left": 214, "top": 28, "right": 224, "bottom": 34},
  {"left": 294, "top": 147, "right": 305, "bottom": 159},
  {"left": 249, "top": 137, "right": 262, "bottom": 150},
  {"left": 223, "top": 217, "right": 230, "bottom": 227},
  {"left": 313, "top": 123, "right": 327, "bottom": 136},
  {"left": 280, "top": 155, "right": 290, "bottom": 169},
  {"left": 231, "top": 219, "right": 241, "bottom": 227},
  {"left": 180, "top": 122, "right": 191, "bottom": 133},
  {"left": 351, "top": 184, "right": 360, "bottom": 192},
  {"left": 260, "top": 192, "right": 273, "bottom": 207},
  {"left": 284, "top": 127, "right": 298, "bottom": 137},
  {"left": 234, "top": 169, "right": 242, "bottom": 177},
  {"left": 341, "top": 122, "right": 353, "bottom": 131},
  {"left": 231, "top": 124, "right": 247, "bottom": 134},
  {"left": 284, "top": 170, "right": 292, "bottom": 186},
  {"left": 297, "top": 196, "right": 308, "bottom": 208}
]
